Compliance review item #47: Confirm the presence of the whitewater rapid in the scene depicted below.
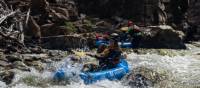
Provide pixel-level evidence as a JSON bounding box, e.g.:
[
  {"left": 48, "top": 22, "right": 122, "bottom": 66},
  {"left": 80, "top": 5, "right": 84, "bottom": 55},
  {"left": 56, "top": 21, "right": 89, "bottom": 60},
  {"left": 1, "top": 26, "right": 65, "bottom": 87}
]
[{"left": 1, "top": 44, "right": 200, "bottom": 88}]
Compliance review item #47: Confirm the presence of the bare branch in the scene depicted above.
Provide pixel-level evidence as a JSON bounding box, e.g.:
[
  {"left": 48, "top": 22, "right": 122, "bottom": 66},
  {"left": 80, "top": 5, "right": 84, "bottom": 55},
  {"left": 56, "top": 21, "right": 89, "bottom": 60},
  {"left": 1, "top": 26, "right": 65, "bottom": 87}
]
[{"left": 0, "top": 11, "right": 17, "bottom": 24}]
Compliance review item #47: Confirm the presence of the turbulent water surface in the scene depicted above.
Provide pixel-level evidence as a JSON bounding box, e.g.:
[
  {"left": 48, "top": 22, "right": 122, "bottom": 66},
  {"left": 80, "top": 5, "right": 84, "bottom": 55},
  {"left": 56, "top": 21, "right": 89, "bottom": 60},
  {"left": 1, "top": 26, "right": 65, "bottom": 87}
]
[{"left": 1, "top": 44, "right": 200, "bottom": 88}]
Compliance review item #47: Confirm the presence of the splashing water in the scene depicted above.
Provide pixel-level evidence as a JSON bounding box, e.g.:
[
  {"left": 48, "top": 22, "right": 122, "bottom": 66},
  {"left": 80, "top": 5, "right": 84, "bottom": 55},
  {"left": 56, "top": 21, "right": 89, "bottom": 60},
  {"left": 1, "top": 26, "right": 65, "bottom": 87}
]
[{"left": 1, "top": 44, "right": 200, "bottom": 88}]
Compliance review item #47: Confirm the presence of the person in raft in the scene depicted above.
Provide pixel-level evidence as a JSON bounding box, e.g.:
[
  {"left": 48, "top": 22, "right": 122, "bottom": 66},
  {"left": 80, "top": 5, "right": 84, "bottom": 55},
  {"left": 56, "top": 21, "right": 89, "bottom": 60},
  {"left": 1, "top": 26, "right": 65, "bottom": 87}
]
[
  {"left": 83, "top": 39, "right": 122, "bottom": 72},
  {"left": 128, "top": 21, "right": 143, "bottom": 48}
]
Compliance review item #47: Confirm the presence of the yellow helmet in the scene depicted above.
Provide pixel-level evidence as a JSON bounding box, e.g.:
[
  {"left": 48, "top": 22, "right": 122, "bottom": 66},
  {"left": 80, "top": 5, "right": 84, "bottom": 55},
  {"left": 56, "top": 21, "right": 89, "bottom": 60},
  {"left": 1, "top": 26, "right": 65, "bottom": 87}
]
[{"left": 120, "top": 27, "right": 129, "bottom": 32}]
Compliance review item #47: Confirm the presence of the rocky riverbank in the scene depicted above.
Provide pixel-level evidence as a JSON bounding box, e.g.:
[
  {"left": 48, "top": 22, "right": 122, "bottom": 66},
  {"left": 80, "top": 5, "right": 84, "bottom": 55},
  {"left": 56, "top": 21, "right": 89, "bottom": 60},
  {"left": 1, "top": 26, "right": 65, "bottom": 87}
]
[{"left": 0, "top": 48, "right": 68, "bottom": 85}]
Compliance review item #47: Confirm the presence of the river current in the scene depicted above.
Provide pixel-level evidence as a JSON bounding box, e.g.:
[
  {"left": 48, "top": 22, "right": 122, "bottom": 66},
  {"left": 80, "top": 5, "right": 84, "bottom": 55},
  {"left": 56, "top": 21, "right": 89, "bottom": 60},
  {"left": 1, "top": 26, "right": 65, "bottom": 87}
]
[{"left": 1, "top": 44, "right": 200, "bottom": 88}]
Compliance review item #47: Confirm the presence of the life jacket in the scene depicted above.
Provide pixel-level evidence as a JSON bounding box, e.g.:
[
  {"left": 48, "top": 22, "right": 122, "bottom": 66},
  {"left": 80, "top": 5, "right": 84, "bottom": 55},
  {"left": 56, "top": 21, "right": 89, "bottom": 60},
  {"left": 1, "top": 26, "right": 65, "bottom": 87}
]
[
  {"left": 106, "top": 49, "right": 121, "bottom": 64},
  {"left": 99, "top": 49, "right": 121, "bottom": 69}
]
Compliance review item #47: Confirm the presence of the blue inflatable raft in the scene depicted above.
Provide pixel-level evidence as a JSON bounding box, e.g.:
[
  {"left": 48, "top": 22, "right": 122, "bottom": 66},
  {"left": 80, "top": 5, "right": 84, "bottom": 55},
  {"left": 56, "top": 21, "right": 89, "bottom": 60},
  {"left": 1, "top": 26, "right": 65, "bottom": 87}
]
[
  {"left": 95, "top": 40, "right": 133, "bottom": 48},
  {"left": 53, "top": 58, "right": 129, "bottom": 84},
  {"left": 80, "top": 58, "right": 129, "bottom": 84}
]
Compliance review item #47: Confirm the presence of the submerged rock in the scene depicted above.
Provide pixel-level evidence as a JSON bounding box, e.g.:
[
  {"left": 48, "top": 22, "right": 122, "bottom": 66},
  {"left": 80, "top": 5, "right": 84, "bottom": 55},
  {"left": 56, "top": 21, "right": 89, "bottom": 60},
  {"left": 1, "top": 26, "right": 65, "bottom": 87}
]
[
  {"left": 123, "top": 67, "right": 170, "bottom": 88},
  {"left": 0, "top": 70, "right": 15, "bottom": 84}
]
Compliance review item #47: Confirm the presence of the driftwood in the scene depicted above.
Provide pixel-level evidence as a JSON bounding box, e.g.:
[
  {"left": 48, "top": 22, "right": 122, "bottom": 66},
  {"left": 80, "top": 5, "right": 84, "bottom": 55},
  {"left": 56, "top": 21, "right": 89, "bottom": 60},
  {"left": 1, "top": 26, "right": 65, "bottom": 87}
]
[
  {"left": 0, "top": 0, "right": 80, "bottom": 51},
  {"left": 0, "top": 0, "right": 26, "bottom": 50},
  {"left": 0, "top": 31, "right": 24, "bottom": 47}
]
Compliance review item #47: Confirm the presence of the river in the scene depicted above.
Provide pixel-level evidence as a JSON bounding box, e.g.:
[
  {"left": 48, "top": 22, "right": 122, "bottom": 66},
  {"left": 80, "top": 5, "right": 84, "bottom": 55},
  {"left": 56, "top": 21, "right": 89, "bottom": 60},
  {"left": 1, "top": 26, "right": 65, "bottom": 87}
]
[{"left": 0, "top": 43, "right": 200, "bottom": 88}]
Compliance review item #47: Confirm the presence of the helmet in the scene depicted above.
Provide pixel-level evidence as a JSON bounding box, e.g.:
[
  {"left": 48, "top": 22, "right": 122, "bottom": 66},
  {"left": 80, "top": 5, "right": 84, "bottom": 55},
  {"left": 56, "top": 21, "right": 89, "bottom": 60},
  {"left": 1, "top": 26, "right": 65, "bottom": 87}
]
[
  {"left": 128, "top": 20, "right": 133, "bottom": 27},
  {"left": 120, "top": 27, "right": 129, "bottom": 32},
  {"left": 95, "top": 33, "right": 101, "bottom": 39},
  {"left": 111, "top": 33, "right": 119, "bottom": 37}
]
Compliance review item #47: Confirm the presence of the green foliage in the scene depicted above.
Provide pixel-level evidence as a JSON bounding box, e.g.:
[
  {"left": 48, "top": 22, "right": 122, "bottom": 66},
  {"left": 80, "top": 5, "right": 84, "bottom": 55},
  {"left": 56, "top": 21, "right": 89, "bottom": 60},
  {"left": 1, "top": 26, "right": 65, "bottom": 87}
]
[
  {"left": 64, "top": 22, "right": 77, "bottom": 33},
  {"left": 84, "top": 20, "right": 93, "bottom": 28},
  {"left": 82, "top": 19, "right": 94, "bottom": 31}
]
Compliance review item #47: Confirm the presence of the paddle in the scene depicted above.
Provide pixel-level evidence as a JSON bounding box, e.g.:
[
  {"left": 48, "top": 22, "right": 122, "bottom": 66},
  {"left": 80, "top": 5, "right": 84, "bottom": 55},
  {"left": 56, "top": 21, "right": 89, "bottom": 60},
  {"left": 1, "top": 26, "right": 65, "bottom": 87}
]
[
  {"left": 67, "top": 49, "right": 87, "bottom": 57},
  {"left": 72, "top": 50, "right": 87, "bottom": 57},
  {"left": 66, "top": 49, "right": 98, "bottom": 64}
]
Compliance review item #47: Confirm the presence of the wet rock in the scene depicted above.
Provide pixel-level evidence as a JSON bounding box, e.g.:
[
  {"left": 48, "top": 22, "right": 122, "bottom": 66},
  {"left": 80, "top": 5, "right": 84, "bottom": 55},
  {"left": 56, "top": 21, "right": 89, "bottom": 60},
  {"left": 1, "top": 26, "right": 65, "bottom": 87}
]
[
  {"left": 23, "top": 56, "right": 41, "bottom": 62},
  {"left": 123, "top": 67, "right": 169, "bottom": 88},
  {"left": 0, "top": 70, "right": 15, "bottom": 84},
  {"left": 140, "top": 25, "right": 186, "bottom": 49},
  {"left": 4, "top": 46, "right": 19, "bottom": 54},
  {"left": 22, "top": 54, "right": 49, "bottom": 62},
  {"left": 31, "top": 56, "right": 42, "bottom": 61},
  {"left": 48, "top": 50, "right": 60, "bottom": 57},
  {"left": 6, "top": 55, "right": 23, "bottom": 62},
  {"left": 0, "top": 54, "right": 7, "bottom": 62},
  {"left": 191, "top": 42, "right": 200, "bottom": 48},
  {"left": 126, "top": 74, "right": 151, "bottom": 88},
  {"left": 48, "top": 50, "right": 68, "bottom": 57},
  {"left": 12, "top": 61, "right": 30, "bottom": 71},
  {"left": 31, "top": 61, "right": 42, "bottom": 66},
  {"left": 0, "top": 61, "right": 10, "bottom": 67},
  {"left": 20, "top": 48, "right": 32, "bottom": 54},
  {"left": 25, "top": 61, "right": 44, "bottom": 71},
  {"left": 33, "top": 61, "right": 45, "bottom": 71},
  {"left": 0, "top": 67, "right": 5, "bottom": 71},
  {"left": 50, "top": 57, "right": 62, "bottom": 61},
  {"left": 30, "top": 47, "right": 45, "bottom": 54},
  {"left": 41, "top": 58, "right": 52, "bottom": 63},
  {"left": 54, "top": 7, "right": 69, "bottom": 16}
]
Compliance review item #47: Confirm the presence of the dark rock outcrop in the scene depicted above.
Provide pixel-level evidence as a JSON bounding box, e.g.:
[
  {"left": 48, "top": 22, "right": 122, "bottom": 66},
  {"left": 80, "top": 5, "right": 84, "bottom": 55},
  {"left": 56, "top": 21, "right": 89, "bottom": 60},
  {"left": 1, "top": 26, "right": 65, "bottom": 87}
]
[
  {"left": 187, "top": 0, "right": 200, "bottom": 40},
  {"left": 76, "top": 0, "right": 145, "bottom": 21},
  {"left": 140, "top": 25, "right": 186, "bottom": 49},
  {"left": 75, "top": 0, "right": 171, "bottom": 25},
  {"left": 41, "top": 34, "right": 94, "bottom": 49}
]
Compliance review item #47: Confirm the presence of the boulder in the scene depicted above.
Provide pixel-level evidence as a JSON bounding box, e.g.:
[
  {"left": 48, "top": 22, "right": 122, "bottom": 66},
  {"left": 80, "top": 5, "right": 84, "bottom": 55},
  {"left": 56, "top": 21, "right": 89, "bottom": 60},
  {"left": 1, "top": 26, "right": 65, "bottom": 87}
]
[
  {"left": 41, "top": 24, "right": 75, "bottom": 37},
  {"left": 6, "top": 55, "right": 23, "bottom": 62},
  {"left": 0, "top": 70, "right": 15, "bottom": 84},
  {"left": 53, "top": 7, "right": 69, "bottom": 19},
  {"left": 0, "top": 53, "right": 7, "bottom": 62},
  {"left": 23, "top": 54, "right": 48, "bottom": 62},
  {"left": 76, "top": 0, "right": 170, "bottom": 24},
  {"left": 140, "top": 25, "right": 186, "bottom": 49},
  {"left": 12, "top": 61, "right": 30, "bottom": 71},
  {"left": 0, "top": 61, "right": 10, "bottom": 67},
  {"left": 25, "top": 61, "right": 44, "bottom": 71},
  {"left": 41, "top": 34, "right": 89, "bottom": 49},
  {"left": 187, "top": 0, "right": 200, "bottom": 41},
  {"left": 123, "top": 67, "right": 169, "bottom": 88}
]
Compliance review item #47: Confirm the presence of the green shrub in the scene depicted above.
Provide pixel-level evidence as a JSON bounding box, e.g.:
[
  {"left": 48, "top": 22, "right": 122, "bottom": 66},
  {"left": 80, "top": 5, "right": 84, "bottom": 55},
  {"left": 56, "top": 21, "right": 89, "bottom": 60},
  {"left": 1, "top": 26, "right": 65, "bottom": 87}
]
[{"left": 64, "top": 22, "right": 77, "bottom": 33}]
